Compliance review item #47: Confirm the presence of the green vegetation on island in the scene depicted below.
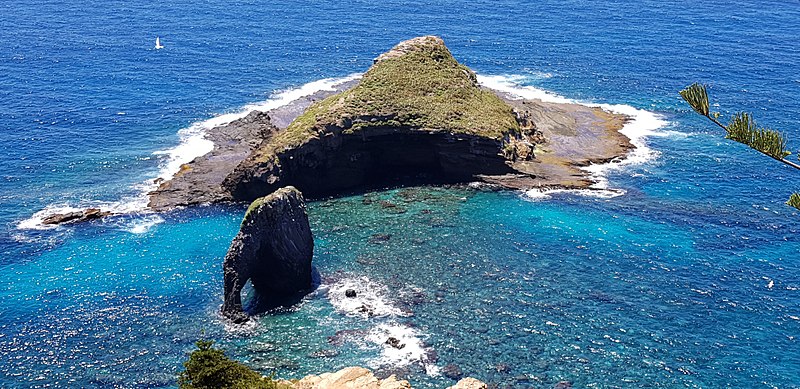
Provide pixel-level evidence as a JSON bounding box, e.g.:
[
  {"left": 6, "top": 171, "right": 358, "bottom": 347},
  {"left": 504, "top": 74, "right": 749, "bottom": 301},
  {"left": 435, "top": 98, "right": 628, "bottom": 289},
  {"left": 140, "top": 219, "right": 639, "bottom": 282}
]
[
  {"left": 179, "top": 340, "right": 289, "bottom": 389},
  {"left": 679, "top": 82, "right": 800, "bottom": 210},
  {"left": 267, "top": 36, "right": 521, "bottom": 154}
]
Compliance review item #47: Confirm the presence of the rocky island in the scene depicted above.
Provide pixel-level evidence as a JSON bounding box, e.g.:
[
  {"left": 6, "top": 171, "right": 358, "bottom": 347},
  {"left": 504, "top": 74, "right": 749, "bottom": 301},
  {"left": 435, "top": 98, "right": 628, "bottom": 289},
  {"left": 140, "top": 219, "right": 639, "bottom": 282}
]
[{"left": 147, "top": 36, "right": 632, "bottom": 211}]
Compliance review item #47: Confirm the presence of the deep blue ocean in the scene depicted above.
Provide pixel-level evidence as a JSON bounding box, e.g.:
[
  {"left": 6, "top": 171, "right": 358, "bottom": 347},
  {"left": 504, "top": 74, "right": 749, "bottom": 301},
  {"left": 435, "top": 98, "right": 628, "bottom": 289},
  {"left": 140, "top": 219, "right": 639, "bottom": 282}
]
[{"left": 2, "top": 0, "right": 800, "bottom": 387}]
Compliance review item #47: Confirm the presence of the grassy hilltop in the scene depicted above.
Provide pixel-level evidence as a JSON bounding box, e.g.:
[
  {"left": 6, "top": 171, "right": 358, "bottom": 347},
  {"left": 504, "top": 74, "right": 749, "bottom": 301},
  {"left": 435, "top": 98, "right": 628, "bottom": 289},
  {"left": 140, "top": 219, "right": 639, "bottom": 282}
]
[{"left": 266, "top": 36, "right": 521, "bottom": 153}]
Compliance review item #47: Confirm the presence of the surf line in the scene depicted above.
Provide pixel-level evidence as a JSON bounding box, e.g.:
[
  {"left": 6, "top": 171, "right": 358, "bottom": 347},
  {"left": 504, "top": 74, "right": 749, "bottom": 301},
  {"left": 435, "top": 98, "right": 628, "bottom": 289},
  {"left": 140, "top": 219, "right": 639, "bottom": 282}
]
[
  {"left": 16, "top": 74, "right": 363, "bottom": 231},
  {"left": 477, "top": 74, "right": 669, "bottom": 200}
]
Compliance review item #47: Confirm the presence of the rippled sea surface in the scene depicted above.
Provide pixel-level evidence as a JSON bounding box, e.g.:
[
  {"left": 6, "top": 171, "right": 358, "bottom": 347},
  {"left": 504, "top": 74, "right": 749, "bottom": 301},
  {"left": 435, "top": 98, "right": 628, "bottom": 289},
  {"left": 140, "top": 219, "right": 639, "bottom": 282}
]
[{"left": 2, "top": 0, "right": 800, "bottom": 387}]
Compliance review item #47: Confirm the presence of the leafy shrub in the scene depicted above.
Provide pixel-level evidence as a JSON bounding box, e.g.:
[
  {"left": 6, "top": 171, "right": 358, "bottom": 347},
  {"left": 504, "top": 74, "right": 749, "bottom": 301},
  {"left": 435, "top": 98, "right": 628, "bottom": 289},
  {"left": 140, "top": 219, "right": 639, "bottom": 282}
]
[{"left": 178, "top": 340, "right": 288, "bottom": 389}]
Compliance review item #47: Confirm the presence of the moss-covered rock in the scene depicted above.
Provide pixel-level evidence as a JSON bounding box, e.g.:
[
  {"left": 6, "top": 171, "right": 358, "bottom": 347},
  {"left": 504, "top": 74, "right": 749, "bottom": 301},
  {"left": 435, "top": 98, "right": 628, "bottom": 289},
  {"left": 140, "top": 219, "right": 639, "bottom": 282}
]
[{"left": 223, "top": 186, "right": 314, "bottom": 323}]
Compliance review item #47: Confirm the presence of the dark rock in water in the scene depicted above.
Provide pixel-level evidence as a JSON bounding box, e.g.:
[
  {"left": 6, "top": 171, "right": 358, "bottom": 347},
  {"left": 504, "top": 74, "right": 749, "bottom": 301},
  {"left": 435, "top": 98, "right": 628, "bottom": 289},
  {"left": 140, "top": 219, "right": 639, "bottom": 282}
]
[
  {"left": 553, "top": 381, "right": 573, "bottom": 389},
  {"left": 514, "top": 374, "right": 530, "bottom": 383},
  {"left": 379, "top": 200, "right": 407, "bottom": 214},
  {"left": 443, "top": 363, "right": 464, "bottom": 380},
  {"left": 374, "top": 365, "right": 415, "bottom": 381},
  {"left": 42, "top": 208, "right": 112, "bottom": 225},
  {"left": 385, "top": 337, "right": 406, "bottom": 349},
  {"left": 345, "top": 289, "right": 357, "bottom": 298},
  {"left": 369, "top": 233, "right": 392, "bottom": 244},
  {"left": 495, "top": 363, "right": 512, "bottom": 374},
  {"left": 42, "top": 212, "right": 83, "bottom": 225},
  {"left": 221, "top": 186, "right": 314, "bottom": 323},
  {"left": 356, "top": 304, "right": 375, "bottom": 316},
  {"left": 425, "top": 348, "right": 439, "bottom": 363},
  {"left": 392, "top": 336, "right": 410, "bottom": 348}
]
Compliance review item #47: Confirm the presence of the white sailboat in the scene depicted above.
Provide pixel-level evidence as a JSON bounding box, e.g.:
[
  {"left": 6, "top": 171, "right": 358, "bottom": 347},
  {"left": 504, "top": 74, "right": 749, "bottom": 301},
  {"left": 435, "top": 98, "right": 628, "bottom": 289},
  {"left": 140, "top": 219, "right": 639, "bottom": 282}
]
[{"left": 155, "top": 36, "right": 164, "bottom": 50}]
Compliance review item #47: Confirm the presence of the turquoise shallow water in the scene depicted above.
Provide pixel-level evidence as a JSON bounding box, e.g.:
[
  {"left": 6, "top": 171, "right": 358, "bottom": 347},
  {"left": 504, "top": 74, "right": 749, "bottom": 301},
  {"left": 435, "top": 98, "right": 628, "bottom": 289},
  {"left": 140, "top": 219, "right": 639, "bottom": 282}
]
[{"left": 2, "top": 0, "right": 800, "bottom": 387}]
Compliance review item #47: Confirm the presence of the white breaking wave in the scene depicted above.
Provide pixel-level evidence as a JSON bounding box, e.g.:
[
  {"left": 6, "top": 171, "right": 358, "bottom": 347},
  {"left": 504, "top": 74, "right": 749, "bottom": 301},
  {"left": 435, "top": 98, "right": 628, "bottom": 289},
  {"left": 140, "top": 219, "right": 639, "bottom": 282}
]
[
  {"left": 16, "top": 74, "right": 362, "bottom": 232},
  {"left": 477, "top": 74, "right": 670, "bottom": 200},
  {"left": 324, "top": 276, "right": 438, "bottom": 376},
  {"left": 366, "top": 323, "right": 439, "bottom": 376},
  {"left": 120, "top": 214, "right": 166, "bottom": 234},
  {"left": 152, "top": 73, "right": 362, "bottom": 183},
  {"left": 326, "top": 276, "right": 410, "bottom": 318},
  {"left": 16, "top": 196, "right": 149, "bottom": 231}
]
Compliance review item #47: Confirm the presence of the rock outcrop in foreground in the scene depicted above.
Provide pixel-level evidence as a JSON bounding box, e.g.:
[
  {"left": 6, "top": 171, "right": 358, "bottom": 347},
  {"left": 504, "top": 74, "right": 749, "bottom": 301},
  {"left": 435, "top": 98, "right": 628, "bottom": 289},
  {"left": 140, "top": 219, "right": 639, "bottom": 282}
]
[
  {"left": 279, "top": 367, "right": 487, "bottom": 389},
  {"left": 221, "top": 186, "right": 314, "bottom": 322}
]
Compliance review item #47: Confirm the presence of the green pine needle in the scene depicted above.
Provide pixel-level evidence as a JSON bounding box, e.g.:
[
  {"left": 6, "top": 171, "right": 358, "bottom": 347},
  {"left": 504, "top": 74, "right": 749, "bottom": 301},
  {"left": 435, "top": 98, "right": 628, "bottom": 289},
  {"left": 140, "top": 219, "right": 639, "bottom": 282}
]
[
  {"left": 679, "top": 83, "right": 711, "bottom": 117},
  {"left": 788, "top": 193, "right": 800, "bottom": 210},
  {"left": 726, "top": 113, "right": 790, "bottom": 160}
]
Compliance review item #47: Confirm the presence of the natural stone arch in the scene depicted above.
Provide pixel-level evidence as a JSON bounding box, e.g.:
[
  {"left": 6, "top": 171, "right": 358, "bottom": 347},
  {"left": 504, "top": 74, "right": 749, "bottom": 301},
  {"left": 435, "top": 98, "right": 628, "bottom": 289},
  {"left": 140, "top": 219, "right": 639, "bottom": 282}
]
[{"left": 221, "top": 186, "right": 314, "bottom": 323}]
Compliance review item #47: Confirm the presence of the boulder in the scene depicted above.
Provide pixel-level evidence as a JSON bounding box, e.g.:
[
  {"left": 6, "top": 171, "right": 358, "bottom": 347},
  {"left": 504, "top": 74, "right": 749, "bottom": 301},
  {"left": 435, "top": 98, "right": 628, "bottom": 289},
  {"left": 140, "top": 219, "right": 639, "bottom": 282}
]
[
  {"left": 446, "top": 378, "right": 488, "bottom": 389},
  {"left": 385, "top": 337, "right": 405, "bottom": 349},
  {"left": 221, "top": 186, "right": 314, "bottom": 323},
  {"left": 41, "top": 208, "right": 112, "bottom": 225}
]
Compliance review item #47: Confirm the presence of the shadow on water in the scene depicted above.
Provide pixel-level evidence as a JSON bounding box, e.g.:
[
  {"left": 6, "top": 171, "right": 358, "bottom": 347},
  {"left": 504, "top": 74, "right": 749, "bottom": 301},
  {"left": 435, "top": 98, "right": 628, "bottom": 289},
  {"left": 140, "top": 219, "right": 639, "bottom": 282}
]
[{"left": 243, "top": 266, "right": 323, "bottom": 315}]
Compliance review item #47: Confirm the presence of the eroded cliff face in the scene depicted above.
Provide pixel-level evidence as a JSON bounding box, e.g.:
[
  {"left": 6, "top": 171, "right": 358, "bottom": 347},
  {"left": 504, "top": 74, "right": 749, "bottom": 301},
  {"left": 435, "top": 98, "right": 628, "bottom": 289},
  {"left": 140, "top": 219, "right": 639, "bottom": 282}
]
[
  {"left": 221, "top": 186, "right": 314, "bottom": 323},
  {"left": 222, "top": 127, "right": 524, "bottom": 202}
]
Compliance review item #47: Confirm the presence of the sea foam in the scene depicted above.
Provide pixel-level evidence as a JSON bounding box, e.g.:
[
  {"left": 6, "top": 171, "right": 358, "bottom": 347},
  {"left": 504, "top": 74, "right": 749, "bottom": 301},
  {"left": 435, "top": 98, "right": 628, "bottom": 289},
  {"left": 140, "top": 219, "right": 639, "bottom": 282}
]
[
  {"left": 152, "top": 73, "right": 362, "bottom": 183},
  {"left": 325, "top": 276, "right": 438, "bottom": 375},
  {"left": 17, "top": 74, "right": 362, "bottom": 232},
  {"left": 326, "top": 276, "right": 410, "bottom": 318},
  {"left": 477, "top": 74, "right": 670, "bottom": 200}
]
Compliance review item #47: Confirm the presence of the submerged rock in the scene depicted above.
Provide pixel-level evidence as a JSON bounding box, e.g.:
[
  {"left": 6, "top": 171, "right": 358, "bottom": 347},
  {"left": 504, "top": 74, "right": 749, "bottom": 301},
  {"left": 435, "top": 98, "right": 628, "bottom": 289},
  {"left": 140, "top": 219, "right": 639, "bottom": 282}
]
[
  {"left": 221, "top": 186, "right": 314, "bottom": 323},
  {"left": 443, "top": 363, "right": 464, "bottom": 380}
]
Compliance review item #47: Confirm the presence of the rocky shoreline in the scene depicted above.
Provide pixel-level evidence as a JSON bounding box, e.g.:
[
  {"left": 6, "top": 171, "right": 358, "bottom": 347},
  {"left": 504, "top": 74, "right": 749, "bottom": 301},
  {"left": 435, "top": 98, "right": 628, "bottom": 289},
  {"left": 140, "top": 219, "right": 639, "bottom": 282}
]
[
  {"left": 278, "top": 366, "right": 490, "bottom": 389},
  {"left": 147, "top": 79, "right": 361, "bottom": 211}
]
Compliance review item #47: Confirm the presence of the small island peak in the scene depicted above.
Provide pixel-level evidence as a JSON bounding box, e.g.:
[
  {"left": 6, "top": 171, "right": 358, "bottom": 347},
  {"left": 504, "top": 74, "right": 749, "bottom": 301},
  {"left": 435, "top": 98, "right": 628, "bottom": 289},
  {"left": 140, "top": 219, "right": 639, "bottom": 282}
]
[{"left": 373, "top": 35, "right": 446, "bottom": 64}]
